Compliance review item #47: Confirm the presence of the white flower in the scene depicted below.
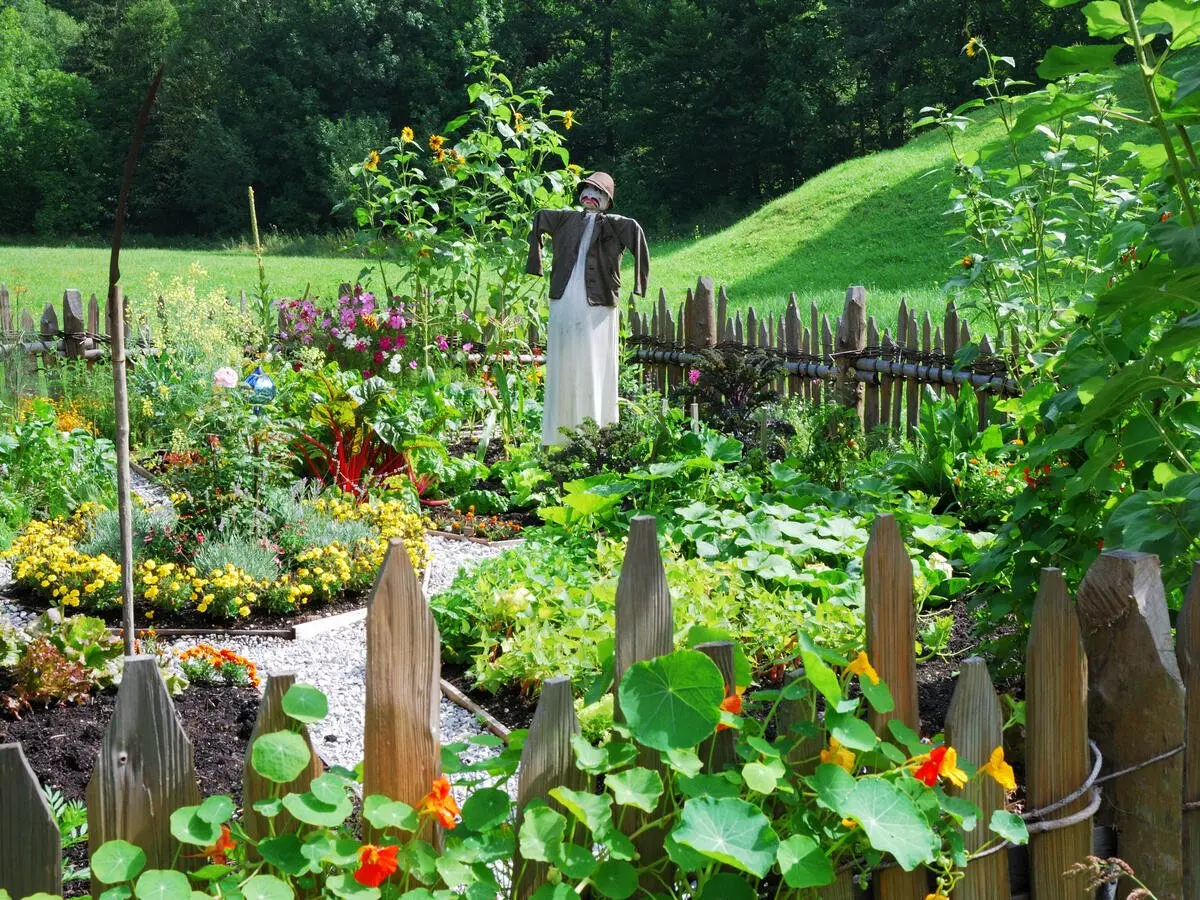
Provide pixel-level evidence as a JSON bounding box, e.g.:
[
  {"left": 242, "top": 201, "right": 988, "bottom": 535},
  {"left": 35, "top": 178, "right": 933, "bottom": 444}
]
[
  {"left": 212, "top": 367, "right": 238, "bottom": 388},
  {"left": 343, "top": 334, "right": 359, "bottom": 350},
  {"left": 387, "top": 354, "right": 404, "bottom": 374}
]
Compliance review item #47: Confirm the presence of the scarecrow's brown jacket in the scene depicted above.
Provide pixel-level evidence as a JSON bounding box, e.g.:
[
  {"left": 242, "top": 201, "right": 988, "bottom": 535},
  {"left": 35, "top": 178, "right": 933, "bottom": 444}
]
[{"left": 526, "top": 209, "right": 649, "bottom": 307}]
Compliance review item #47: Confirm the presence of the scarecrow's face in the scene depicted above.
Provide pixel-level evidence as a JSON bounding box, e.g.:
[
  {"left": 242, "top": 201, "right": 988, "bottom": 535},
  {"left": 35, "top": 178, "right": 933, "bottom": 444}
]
[{"left": 579, "top": 186, "right": 610, "bottom": 210}]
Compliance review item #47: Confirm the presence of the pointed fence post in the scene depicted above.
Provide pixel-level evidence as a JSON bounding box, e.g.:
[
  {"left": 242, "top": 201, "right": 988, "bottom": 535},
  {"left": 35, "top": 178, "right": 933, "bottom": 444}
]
[
  {"left": 0, "top": 743, "right": 60, "bottom": 897},
  {"left": 242, "top": 672, "right": 324, "bottom": 844},
  {"left": 689, "top": 277, "right": 717, "bottom": 348},
  {"left": 613, "top": 515, "right": 672, "bottom": 879},
  {"left": 944, "top": 658, "right": 1009, "bottom": 898},
  {"left": 363, "top": 539, "right": 442, "bottom": 843},
  {"left": 514, "top": 677, "right": 589, "bottom": 899},
  {"left": 835, "top": 287, "right": 867, "bottom": 425},
  {"left": 1178, "top": 563, "right": 1200, "bottom": 899},
  {"left": 88, "top": 657, "right": 203, "bottom": 894},
  {"left": 1026, "top": 568, "right": 1092, "bottom": 897},
  {"left": 864, "top": 514, "right": 923, "bottom": 900},
  {"left": 1078, "top": 551, "right": 1186, "bottom": 897}
]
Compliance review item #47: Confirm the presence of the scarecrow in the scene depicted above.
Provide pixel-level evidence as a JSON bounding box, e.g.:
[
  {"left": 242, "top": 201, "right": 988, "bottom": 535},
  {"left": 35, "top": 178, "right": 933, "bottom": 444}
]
[{"left": 526, "top": 171, "right": 650, "bottom": 446}]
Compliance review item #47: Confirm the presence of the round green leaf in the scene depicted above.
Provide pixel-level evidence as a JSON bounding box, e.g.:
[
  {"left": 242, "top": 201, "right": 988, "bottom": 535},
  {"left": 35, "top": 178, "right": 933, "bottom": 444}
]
[
  {"left": 673, "top": 797, "right": 780, "bottom": 879},
  {"left": 551, "top": 843, "right": 597, "bottom": 880},
  {"left": 604, "top": 767, "right": 663, "bottom": 812},
  {"left": 363, "top": 795, "right": 418, "bottom": 832},
  {"left": 253, "top": 797, "right": 284, "bottom": 818},
  {"left": 191, "top": 865, "right": 232, "bottom": 882},
  {"left": 548, "top": 787, "right": 614, "bottom": 835},
  {"left": 825, "top": 710, "right": 879, "bottom": 752},
  {"left": 281, "top": 790, "right": 353, "bottom": 828},
  {"left": 309, "top": 772, "right": 349, "bottom": 805},
  {"left": 91, "top": 841, "right": 147, "bottom": 885},
  {"left": 518, "top": 805, "right": 565, "bottom": 863},
  {"left": 617, "top": 650, "right": 724, "bottom": 751},
  {"left": 169, "top": 807, "right": 221, "bottom": 847},
  {"left": 252, "top": 731, "right": 313, "bottom": 783},
  {"left": 990, "top": 809, "right": 1029, "bottom": 845},
  {"left": 592, "top": 859, "right": 638, "bottom": 899},
  {"left": 841, "top": 779, "right": 940, "bottom": 871},
  {"left": 99, "top": 886, "right": 133, "bottom": 900},
  {"left": 282, "top": 683, "right": 328, "bottom": 724},
  {"left": 256, "top": 835, "right": 308, "bottom": 876},
  {"left": 326, "top": 873, "right": 380, "bottom": 899},
  {"left": 197, "top": 794, "right": 235, "bottom": 825},
  {"left": 134, "top": 870, "right": 191, "bottom": 900},
  {"left": 698, "top": 872, "right": 756, "bottom": 900},
  {"left": 777, "top": 834, "right": 835, "bottom": 889},
  {"left": 461, "top": 787, "right": 511, "bottom": 832},
  {"left": 242, "top": 874, "right": 295, "bottom": 900}
]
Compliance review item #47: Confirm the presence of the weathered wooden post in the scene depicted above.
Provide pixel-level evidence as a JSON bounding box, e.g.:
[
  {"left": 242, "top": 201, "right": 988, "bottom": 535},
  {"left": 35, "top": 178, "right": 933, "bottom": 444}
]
[
  {"left": 1178, "top": 563, "right": 1200, "bottom": 899},
  {"left": 945, "top": 658, "right": 1010, "bottom": 898},
  {"left": 63, "top": 288, "right": 86, "bottom": 360},
  {"left": 863, "top": 514, "right": 923, "bottom": 900},
  {"left": 363, "top": 539, "right": 442, "bottom": 843},
  {"left": 688, "top": 276, "right": 718, "bottom": 349},
  {"left": 1078, "top": 551, "right": 1186, "bottom": 897},
  {"left": 0, "top": 743, "right": 61, "bottom": 897},
  {"left": 614, "top": 515, "right": 672, "bottom": 878},
  {"left": 514, "top": 677, "right": 588, "bottom": 898},
  {"left": 696, "top": 641, "right": 736, "bottom": 772},
  {"left": 88, "top": 657, "right": 202, "bottom": 896},
  {"left": 835, "top": 286, "right": 867, "bottom": 426},
  {"left": 242, "top": 672, "right": 324, "bottom": 845},
  {"left": 1026, "top": 568, "right": 1092, "bottom": 897}
]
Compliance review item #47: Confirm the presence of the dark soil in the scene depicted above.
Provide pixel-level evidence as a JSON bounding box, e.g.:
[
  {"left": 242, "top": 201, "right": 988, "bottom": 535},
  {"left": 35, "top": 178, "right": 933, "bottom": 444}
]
[
  {"left": 442, "top": 662, "right": 538, "bottom": 732},
  {"left": 0, "top": 684, "right": 259, "bottom": 896}
]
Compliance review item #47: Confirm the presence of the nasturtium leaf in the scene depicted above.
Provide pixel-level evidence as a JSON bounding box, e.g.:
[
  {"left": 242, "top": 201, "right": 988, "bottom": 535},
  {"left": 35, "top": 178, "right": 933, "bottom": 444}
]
[
  {"left": 677, "top": 773, "right": 741, "bottom": 799},
  {"left": 617, "top": 650, "right": 724, "bottom": 751},
  {"left": 1037, "top": 43, "right": 1121, "bottom": 79},
  {"left": 309, "top": 773, "right": 349, "bottom": 805},
  {"left": 281, "top": 683, "right": 328, "bottom": 724},
  {"left": 252, "top": 730, "right": 313, "bottom": 783},
  {"left": 746, "top": 736, "right": 782, "bottom": 758},
  {"left": 777, "top": 834, "right": 835, "bottom": 889},
  {"left": 825, "top": 710, "right": 879, "bottom": 752},
  {"left": 840, "top": 779, "right": 940, "bottom": 871},
  {"left": 190, "top": 865, "right": 230, "bottom": 882},
  {"left": 990, "top": 810, "right": 1029, "bottom": 844},
  {"left": 591, "top": 860, "right": 638, "bottom": 899},
  {"left": 99, "top": 887, "right": 133, "bottom": 900},
  {"left": 91, "top": 840, "right": 147, "bottom": 884},
  {"left": 549, "top": 786, "right": 614, "bottom": 834},
  {"left": 673, "top": 797, "right": 780, "bottom": 879},
  {"left": 282, "top": 790, "right": 353, "bottom": 828},
  {"left": 253, "top": 797, "right": 283, "bottom": 818},
  {"left": 529, "top": 885, "right": 574, "bottom": 900},
  {"left": 697, "top": 873, "right": 755, "bottom": 900},
  {"left": 133, "top": 870, "right": 191, "bottom": 900},
  {"left": 808, "top": 763, "right": 857, "bottom": 815},
  {"left": 603, "top": 828, "right": 637, "bottom": 861},
  {"left": 605, "top": 766, "right": 664, "bottom": 812},
  {"left": 460, "top": 788, "right": 511, "bottom": 831},
  {"left": 325, "top": 873, "right": 380, "bottom": 899},
  {"left": 663, "top": 747, "right": 703, "bottom": 777},
  {"left": 570, "top": 734, "right": 637, "bottom": 774},
  {"left": 887, "top": 721, "right": 926, "bottom": 755},
  {"left": 196, "top": 795, "right": 234, "bottom": 825},
  {"left": 242, "top": 875, "right": 294, "bottom": 900},
  {"left": 169, "top": 807, "right": 222, "bottom": 847},
  {"left": 256, "top": 835, "right": 308, "bottom": 876},
  {"left": 936, "top": 792, "right": 979, "bottom": 832},
  {"left": 742, "top": 761, "right": 781, "bottom": 795},
  {"left": 798, "top": 636, "right": 843, "bottom": 706},
  {"left": 518, "top": 805, "right": 565, "bottom": 862},
  {"left": 859, "top": 676, "right": 894, "bottom": 715},
  {"left": 552, "top": 842, "right": 598, "bottom": 880},
  {"left": 363, "top": 795, "right": 419, "bottom": 832},
  {"left": 397, "top": 891, "right": 434, "bottom": 900}
]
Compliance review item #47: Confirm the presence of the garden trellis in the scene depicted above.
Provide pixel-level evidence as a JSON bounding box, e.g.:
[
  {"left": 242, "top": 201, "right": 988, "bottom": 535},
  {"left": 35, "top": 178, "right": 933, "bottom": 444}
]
[{"left": 2, "top": 524, "right": 1197, "bottom": 899}]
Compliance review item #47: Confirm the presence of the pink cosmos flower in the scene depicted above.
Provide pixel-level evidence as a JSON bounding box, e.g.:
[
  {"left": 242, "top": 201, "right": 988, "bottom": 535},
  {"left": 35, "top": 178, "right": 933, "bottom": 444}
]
[
  {"left": 687, "top": 369, "right": 701, "bottom": 385},
  {"left": 409, "top": 360, "right": 418, "bottom": 370},
  {"left": 462, "top": 342, "right": 474, "bottom": 353},
  {"left": 374, "top": 350, "right": 385, "bottom": 364},
  {"left": 379, "top": 336, "right": 393, "bottom": 351},
  {"left": 213, "top": 367, "right": 239, "bottom": 388},
  {"left": 435, "top": 335, "right": 449, "bottom": 351}
]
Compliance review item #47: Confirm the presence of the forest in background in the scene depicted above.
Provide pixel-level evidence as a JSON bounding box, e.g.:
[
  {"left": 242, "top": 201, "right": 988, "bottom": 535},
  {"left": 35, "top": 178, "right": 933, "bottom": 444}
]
[{"left": 0, "top": 0, "right": 1084, "bottom": 238}]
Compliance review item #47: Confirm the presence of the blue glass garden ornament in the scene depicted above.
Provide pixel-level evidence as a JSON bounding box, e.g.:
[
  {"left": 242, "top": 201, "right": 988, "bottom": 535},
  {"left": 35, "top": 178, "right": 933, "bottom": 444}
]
[{"left": 242, "top": 366, "right": 276, "bottom": 412}]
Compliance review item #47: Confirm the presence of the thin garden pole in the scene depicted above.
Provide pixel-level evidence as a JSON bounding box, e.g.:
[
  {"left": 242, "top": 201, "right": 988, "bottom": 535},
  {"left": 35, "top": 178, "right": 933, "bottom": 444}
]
[{"left": 109, "top": 65, "right": 164, "bottom": 655}]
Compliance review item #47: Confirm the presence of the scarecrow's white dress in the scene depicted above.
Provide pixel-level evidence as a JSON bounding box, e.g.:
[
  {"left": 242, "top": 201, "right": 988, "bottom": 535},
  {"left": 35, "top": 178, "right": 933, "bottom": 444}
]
[{"left": 541, "top": 211, "right": 619, "bottom": 445}]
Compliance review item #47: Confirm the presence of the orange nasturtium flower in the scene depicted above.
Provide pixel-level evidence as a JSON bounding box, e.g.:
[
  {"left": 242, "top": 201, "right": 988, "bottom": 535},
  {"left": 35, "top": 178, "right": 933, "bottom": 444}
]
[
  {"left": 353, "top": 843, "right": 400, "bottom": 887},
  {"left": 419, "top": 776, "right": 461, "bottom": 829},
  {"left": 401, "top": 126, "right": 414, "bottom": 144},
  {"left": 977, "top": 746, "right": 1017, "bottom": 792},
  {"left": 845, "top": 651, "right": 880, "bottom": 685},
  {"left": 205, "top": 824, "right": 237, "bottom": 865},
  {"left": 911, "top": 745, "right": 968, "bottom": 789},
  {"left": 365, "top": 150, "right": 380, "bottom": 172},
  {"left": 820, "top": 737, "right": 856, "bottom": 773},
  {"left": 716, "top": 686, "right": 745, "bottom": 731}
]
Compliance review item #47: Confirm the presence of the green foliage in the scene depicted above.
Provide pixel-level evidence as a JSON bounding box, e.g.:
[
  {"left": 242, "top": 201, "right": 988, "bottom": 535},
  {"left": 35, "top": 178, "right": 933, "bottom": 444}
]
[
  {"left": 192, "top": 533, "right": 283, "bottom": 584},
  {"left": 42, "top": 785, "right": 89, "bottom": 883},
  {"left": 80, "top": 505, "right": 177, "bottom": 563}
]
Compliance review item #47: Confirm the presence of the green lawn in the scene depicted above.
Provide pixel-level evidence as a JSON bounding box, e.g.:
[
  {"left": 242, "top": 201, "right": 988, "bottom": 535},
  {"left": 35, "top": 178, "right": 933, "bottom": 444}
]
[{"left": 0, "top": 246, "right": 365, "bottom": 322}]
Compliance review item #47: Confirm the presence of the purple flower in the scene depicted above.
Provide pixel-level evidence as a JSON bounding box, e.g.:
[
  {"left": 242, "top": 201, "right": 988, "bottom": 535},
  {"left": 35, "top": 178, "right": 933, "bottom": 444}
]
[
  {"left": 462, "top": 342, "right": 474, "bottom": 353},
  {"left": 460, "top": 311, "right": 471, "bottom": 322},
  {"left": 409, "top": 360, "right": 418, "bottom": 370},
  {"left": 435, "top": 334, "right": 449, "bottom": 351},
  {"left": 687, "top": 369, "right": 701, "bottom": 385}
]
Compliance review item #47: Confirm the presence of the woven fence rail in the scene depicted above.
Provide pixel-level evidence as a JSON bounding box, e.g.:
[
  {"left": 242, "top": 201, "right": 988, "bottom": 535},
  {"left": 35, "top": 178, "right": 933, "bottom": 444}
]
[{"left": 1, "top": 530, "right": 1196, "bottom": 899}]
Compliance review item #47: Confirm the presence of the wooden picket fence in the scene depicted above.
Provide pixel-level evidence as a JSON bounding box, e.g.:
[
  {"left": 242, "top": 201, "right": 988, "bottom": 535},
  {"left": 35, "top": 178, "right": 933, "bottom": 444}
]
[
  {"left": 623, "top": 279, "right": 1021, "bottom": 437},
  {"left": 2, "top": 519, "right": 1196, "bottom": 899}
]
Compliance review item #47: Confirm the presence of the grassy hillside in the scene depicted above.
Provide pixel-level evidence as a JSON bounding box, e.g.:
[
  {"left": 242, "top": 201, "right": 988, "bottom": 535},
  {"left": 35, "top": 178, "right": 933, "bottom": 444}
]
[{"left": 641, "top": 112, "right": 1009, "bottom": 328}]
